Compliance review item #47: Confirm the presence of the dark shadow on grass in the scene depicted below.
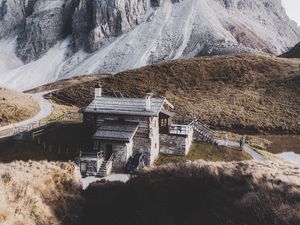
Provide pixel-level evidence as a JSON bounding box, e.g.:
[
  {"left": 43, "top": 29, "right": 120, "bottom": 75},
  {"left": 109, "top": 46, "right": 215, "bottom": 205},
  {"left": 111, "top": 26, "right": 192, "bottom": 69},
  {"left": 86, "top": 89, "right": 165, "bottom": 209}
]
[
  {"left": 81, "top": 163, "right": 300, "bottom": 225},
  {"left": 0, "top": 123, "right": 93, "bottom": 162}
]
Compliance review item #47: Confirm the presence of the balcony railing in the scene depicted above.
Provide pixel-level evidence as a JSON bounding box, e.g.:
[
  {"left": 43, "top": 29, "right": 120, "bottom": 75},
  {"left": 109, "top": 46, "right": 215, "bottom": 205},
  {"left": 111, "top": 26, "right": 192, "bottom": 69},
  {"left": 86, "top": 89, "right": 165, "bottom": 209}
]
[
  {"left": 169, "top": 122, "right": 194, "bottom": 136},
  {"left": 80, "top": 151, "right": 104, "bottom": 160}
]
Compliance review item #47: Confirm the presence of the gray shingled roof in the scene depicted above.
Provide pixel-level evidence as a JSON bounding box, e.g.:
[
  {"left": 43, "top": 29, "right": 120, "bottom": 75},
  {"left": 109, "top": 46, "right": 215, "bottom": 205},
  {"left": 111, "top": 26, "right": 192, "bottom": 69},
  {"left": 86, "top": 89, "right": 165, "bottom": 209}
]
[
  {"left": 160, "top": 109, "right": 176, "bottom": 117},
  {"left": 85, "top": 96, "right": 173, "bottom": 117},
  {"left": 93, "top": 121, "right": 139, "bottom": 142}
]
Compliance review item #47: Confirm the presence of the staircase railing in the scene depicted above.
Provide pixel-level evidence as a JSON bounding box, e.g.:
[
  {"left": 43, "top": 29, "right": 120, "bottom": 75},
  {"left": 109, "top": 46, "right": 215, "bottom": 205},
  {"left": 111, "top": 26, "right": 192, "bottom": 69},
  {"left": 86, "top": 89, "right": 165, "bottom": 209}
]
[
  {"left": 105, "top": 154, "right": 114, "bottom": 176},
  {"left": 191, "top": 120, "right": 217, "bottom": 143},
  {"left": 80, "top": 151, "right": 104, "bottom": 160}
]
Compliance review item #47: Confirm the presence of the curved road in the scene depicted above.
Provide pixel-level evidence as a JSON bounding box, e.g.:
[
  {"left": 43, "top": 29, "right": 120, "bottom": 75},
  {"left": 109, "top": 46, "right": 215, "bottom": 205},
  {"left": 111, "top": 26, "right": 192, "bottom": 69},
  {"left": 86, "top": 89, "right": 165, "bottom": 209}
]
[
  {"left": 0, "top": 91, "right": 266, "bottom": 162},
  {"left": 216, "top": 139, "right": 265, "bottom": 161},
  {"left": 0, "top": 91, "right": 54, "bottom": 135}
]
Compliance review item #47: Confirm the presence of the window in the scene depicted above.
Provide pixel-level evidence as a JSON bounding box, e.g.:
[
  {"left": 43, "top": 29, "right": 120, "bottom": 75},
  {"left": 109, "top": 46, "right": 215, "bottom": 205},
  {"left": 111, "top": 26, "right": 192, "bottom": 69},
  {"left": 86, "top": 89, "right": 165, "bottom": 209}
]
[
  {"left": 161, "top": 118, "right": 168, "bottom": 127},
  {"left": 93, "top": 141, "right": 100, "bottom": 151}
]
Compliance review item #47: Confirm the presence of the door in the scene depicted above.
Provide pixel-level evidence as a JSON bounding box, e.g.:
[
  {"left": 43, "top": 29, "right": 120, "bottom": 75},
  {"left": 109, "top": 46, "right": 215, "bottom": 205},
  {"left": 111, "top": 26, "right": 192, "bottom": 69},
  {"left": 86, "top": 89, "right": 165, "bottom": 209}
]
[{"left": 105, "top": 144, "right": 113, "bottom": 160}]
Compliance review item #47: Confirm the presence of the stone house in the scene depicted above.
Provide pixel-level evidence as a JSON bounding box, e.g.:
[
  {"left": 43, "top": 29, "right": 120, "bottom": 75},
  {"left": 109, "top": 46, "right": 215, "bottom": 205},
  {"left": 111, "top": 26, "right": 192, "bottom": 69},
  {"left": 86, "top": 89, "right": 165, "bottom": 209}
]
[{"left": 80, "top": 84, "right": 211, "bottom": 177}]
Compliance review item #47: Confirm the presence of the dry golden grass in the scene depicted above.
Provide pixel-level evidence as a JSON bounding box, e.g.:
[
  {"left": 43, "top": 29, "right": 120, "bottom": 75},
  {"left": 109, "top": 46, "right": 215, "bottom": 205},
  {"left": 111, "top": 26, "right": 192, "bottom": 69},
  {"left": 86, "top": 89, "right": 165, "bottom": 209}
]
[
  {"left": 216, "top": 131, "right": 272, "bottom": 150},
  {"left": 83, "top": 160, "right": 300, "bottom": 225},
  {"left": 155, "top": 142, "right": 251, "bottom": 166},
  {"left": 46, "top": 54, "right": 300, "bottom": 134},
  {"left": 46, "top": 101, "right": 79, "bottom": 121},
  {"left": 0, "top": 87, "right": 39, "bottom": 126},
  {"left": 0, "top": 161, "right": 82, "bottom": 225}
]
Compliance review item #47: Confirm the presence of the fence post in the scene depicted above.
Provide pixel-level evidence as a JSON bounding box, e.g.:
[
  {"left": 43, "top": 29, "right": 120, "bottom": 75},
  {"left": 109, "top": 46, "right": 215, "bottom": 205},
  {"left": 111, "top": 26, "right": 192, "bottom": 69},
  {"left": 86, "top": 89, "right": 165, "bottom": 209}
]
[
  {"left": 66, "top": 148, "right": 69, "bottom": 155},
  {"left": 49, "top": 145, "right": 52, "bottom": 153},
  {"left": 43, "top": 142, "right": 46, "bottom": 149}
]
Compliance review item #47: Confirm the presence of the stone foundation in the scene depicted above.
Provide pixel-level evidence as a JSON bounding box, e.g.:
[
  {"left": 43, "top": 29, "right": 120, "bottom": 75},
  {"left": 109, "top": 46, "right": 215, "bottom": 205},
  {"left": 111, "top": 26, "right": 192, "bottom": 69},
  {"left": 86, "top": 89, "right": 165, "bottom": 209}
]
[
  {"left": 133, "top": 137, "right": 152, "bottom": 165},
  {"left": 133, "top": 136, "right": 160, "bottom": 165},
  {"left": 99, "top": 140, "right": 133, "bottom": 172},
  {"left": 160, "top": 130, "right": 194, "bottom": 156}
]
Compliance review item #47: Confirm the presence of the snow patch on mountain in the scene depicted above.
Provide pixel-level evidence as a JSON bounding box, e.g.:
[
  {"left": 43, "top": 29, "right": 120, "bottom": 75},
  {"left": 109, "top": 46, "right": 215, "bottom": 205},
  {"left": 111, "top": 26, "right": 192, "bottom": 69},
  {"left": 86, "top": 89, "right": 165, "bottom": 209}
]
[
  {"left": 34, "top": 0, "right": 65, "bottom": 12},
  {"left": 0, "top": 37, "right": 23, "bottom": 74},
  {"left": 0, "top": 37, "right": 71, "bottom": 91}
]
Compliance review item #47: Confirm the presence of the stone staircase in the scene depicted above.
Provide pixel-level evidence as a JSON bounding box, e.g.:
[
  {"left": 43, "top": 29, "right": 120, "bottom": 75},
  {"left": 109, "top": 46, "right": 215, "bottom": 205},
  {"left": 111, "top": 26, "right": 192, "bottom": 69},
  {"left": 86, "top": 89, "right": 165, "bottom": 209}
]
[
  {"left": 97, "top": 154, "right": 113, "bottom": 177},
  {"left": 192, "top": 120, "right": 216, "bottom": 144},
  {"left": 97, "top": 160, "right": 109, "bottom": 177}
]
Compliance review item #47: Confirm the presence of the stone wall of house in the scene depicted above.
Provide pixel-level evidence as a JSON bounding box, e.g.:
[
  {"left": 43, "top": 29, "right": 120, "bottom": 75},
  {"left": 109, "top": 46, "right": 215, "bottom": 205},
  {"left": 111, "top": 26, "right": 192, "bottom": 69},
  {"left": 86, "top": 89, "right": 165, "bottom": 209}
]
[
  {"left": 133, "top": 137, "right": 151, "bottom": 165},
  {"left": 99, "top": 142, "right": 132, "bottom": 172},
  {"left": 85, "top": 113, "right": 161, "bottom": 167},
  {"left": 160, "top": 130, "right": 194, "bottom": 156},
  {"left": 150, "top": 133, "right": 160, "bottom": 164},
  {"left": 80, "top": 160, "right": 98, "bottom": 176},
  {"left": 84, "top": 112, "right": 151, "bottom": 136},
  {"left": 83, "top": 112, "right": 97, "bottom": 130},
  {"left": 149, "top": 117, "right": 160, "bottom": 164},
  {"left": 126, "top": 140, "right": 133, "bottom": 162},
  {"left": 95, "top": 114, "right": 150, "bottom": 136},
  {"left": 185, "top": 130, "right": 194, "bottom": 153},
  {"left": 133, "top": 117, "right": 160, "bottom": 165},
  {"left": 112, "top": 143, "right": 127, "bottom": 172}
]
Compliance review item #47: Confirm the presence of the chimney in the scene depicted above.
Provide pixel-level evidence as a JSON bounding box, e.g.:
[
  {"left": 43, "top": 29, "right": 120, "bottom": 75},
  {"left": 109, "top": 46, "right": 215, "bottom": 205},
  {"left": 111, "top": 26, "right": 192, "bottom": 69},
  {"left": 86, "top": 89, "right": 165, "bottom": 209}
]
[
  {"left": 94, "top": 83, "right": 102, "bottom": 98},
  {"left": 145, "top": 93, "right": 152, "bottom": 111}
]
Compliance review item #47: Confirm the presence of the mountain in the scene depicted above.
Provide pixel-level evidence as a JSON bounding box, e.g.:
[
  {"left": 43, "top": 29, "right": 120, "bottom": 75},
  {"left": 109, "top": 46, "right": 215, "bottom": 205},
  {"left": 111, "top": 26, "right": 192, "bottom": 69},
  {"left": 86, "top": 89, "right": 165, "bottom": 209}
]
[
  {"left": 281, "top": 42, "right": 300, "bottom": 58},
  {"left": 0, "top": 0, "right": 300, "bottom": 91}
]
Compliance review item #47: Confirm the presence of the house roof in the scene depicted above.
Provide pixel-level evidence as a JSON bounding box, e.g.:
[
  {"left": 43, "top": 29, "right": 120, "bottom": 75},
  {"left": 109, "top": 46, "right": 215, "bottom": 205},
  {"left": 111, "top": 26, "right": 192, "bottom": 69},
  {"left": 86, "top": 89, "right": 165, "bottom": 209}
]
[
  {"left": 160, "top": 109, "right": 176, "bottom": 117},
  {"left": 85, "top": 96, "right": 174, "bottom": 117},
  {"left": 93, "top": 121, "right": 139, "bottom": 142}
]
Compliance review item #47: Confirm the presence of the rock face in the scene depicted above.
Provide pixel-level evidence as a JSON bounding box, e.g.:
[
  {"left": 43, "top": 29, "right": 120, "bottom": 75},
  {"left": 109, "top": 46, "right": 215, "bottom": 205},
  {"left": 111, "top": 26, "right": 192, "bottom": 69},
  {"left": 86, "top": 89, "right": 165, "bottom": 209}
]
[
  {"left": 0, "top": 0, "right": 26, "bottom": 39},
  {"left": 72, "top": 0, "right": 152, "bottom": 52},
  {"left": 70, "top": 0, "right": 300, "bottom": 56},
  {"left": 15, "top": 0, "right": 80, "bottom": 63},
  {"left": 281, "top": 42, "right": 300, "bottom": 58},
  {"left": 0, "top": 0, "right": 300, "bottom": 90}
]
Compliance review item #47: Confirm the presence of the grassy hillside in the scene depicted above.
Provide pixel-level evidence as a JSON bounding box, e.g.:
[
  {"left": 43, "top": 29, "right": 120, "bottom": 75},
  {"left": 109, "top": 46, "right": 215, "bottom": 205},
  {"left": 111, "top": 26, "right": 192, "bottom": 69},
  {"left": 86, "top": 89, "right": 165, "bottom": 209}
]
[
  {"left": 82, "top": 160, "right": 300, "bottom": 225},
  {"left": 0, "top": 87, "right": 39, "bottom": 126},
  {"left": 0, "top": 160, "right": 299, "bottom": 225},
  {"left": 155, "top": 142, "right": 251, "bottom": 165},
  {"left": 44, "top": 54, "right": 300, "bottom": 134},
  {"left": 0, "top": 161, "right": 82, "bottom": 225}
]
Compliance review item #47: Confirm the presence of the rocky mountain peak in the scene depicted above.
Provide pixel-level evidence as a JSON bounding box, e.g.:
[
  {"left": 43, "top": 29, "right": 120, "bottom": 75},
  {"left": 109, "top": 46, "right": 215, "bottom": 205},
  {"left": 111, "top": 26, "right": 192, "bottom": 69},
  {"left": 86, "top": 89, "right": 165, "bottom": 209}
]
[{"left": 0, "top": 0, "right": 299, "bottom": 90}]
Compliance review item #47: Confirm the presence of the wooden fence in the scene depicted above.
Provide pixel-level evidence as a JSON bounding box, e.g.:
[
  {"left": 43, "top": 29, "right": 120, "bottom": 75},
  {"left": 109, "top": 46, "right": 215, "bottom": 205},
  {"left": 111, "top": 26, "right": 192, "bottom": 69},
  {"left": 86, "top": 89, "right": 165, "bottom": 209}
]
[
  {"left": 0, "top": 113, "right": 83, "bottom": 139},
  {"left": 32, "top": 134, "right": 82, "bottom": 157}
]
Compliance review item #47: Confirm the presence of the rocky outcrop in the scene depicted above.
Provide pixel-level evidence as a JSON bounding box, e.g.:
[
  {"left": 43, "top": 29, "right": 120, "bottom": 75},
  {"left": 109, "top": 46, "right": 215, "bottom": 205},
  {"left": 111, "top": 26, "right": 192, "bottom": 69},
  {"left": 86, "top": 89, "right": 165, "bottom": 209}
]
[
  {"left": 72, "top": 0, "right": 153, "bottom": 52},
  {"left": 0, "top": 0, "right": 300, "bottom": 90},
  {"left": 0, "top": 0, "right": 26, "bottom": 39},
  {"left": 16, "top": 0, "right": 78, "bottom": 63},
  {"left": 1, "top": 0, "right": 299, "bottom": 62},
  {"left": 281, "top": 42, "right": 300, "bottom": 58}
]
